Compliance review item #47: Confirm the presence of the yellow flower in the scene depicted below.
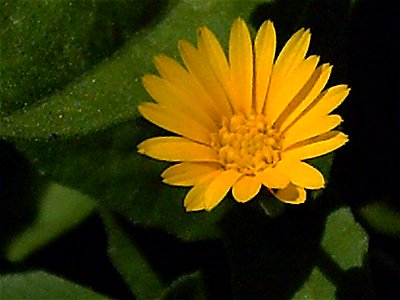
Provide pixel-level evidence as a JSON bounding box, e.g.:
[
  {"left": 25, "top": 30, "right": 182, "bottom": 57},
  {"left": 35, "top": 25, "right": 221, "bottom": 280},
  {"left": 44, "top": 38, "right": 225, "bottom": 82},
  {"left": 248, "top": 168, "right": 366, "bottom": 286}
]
[{"left": 138, "top": 18, "right": 349, "bottom": 212}]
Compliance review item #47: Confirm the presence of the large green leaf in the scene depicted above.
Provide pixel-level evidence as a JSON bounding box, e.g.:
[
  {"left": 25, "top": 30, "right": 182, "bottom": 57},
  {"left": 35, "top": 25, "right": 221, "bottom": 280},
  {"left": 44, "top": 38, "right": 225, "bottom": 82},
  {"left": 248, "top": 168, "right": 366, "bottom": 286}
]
[
  {"left": 1, "top": 0, "right": 266, "bottom": 241},
  {"left": 0, "top": 0, "right": 95, "bottom": 113},
  {"left": 0, "top": 271, "right": 109, "bottom": 299},
  {"left": 0, "top": 0, "right": 265, "bottom": 138},
  {"left": 12, "top": 120, "right": 229, "bottom": 241},
  {"left": 5, "top": 181, "right": 94, "bottom": 262},
  {"left": 0, "top": 0, "right": 165, "bottom": 114}
]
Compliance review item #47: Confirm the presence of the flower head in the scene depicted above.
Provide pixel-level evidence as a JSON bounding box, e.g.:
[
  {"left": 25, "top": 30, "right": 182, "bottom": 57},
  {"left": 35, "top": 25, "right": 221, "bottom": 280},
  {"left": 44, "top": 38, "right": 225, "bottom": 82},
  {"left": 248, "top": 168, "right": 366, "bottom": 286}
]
[{"left": 138, "top": 18, "right": 349, "bottom": 211}]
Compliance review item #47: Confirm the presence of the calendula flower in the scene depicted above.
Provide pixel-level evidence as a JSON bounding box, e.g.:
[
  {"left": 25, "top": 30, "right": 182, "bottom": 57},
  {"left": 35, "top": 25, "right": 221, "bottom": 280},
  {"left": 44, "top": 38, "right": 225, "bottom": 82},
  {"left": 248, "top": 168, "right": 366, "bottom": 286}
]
[{"left": 138, "top": 18, "right": 349, "bottom": 211}]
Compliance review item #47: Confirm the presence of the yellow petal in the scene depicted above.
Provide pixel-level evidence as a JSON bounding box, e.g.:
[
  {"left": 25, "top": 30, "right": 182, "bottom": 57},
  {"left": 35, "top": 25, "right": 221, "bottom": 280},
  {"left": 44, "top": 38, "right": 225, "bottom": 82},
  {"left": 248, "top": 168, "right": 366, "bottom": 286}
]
[
  {"left": 268, "top": 55, "right": 320, "bottom": 127},
  {"left": 293, "top": 85, "right": 350, "bottom": 124},
  {"left": 138, "top": 102, "right": 211, "bottom": 145},
  {"left": 204, "top": 169, "right": 242, "bottom": 211},
  {"left": 153, "top": 54, "right": 221, "bottom": 123},
  {"left": 271, "top": 183, "right": 306, "bottom": 204},
  {"left": 179, "top": 39, "right": 232, "bottom": 118},
  {"left": 254, "top": 20, "right": 276, "bottom": 113},
  {"left": 184, "top": 172, "right": 222, "bottom": 212},
  {"left": 283, "top": 131, "right": 348, "bottom": 160},
  {"left": 278, "top": 160, "right": 325, "bottom": 189},
  {"left": 273, "top": 28, "right": 311, "bottom": 77},
  {"left": 197, "top": 26, "right": 230, "bottom": 98},
  {"left": 138, "top": 137, "right": 218, "bottom": 162},
  {"left": 232, "top": 175, "right": 261, "bottom": 203},
  {"left": 283, "top": 114, "right": 343, "bottom": 148},
  {"left": 264, "top": 28, "right": 311, "bottom": 124},
  {"left": 229, "top": 18, "right": 253, "bottom": 115},
  {"left": 154, "top": 54, "right": 187, "bottom": 81},
  {"left": 161, "top": 162, "right": 222, "bottom": 186},
  {"left": 142, "top": 74, "right": 217, "bottom": 131},
  {"left": 276, "top": 64, "right": 332, "bottom": 131},
  {"left": 256, "top": 167, "right": 290, "bottom": 189}
]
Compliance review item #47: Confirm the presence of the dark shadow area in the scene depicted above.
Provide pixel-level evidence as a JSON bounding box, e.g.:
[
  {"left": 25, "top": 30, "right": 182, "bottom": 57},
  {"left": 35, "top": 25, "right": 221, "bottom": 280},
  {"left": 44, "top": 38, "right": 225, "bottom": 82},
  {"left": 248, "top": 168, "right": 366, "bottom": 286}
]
[
  {"left": 0, "top": 215, "right": 133, "bottom": 300},
  {"left": 253, "top": 0, "right": 399, "bottom": 297},
  {"left": 219, "top": 192, "right": 329, "bottom": 299},
  {"left": 328, "top": 0, "right": 400, "bottom": 298},
  {"left": 111, "top": 213, "right": 232, "bottom": 300},
  {"left": 317, "top": 249, "right": 374, "bottom": 299},
  {"left": 334, "top": 0, "right": 398, "bottom": 208},
  {"left": 251, "top": 0, "right": 351, "bottom": 83},
  {"left": 0, "top": 141, "right": 42, "bottom": 254},
  {"left": 1, "top": 210, "right": 231, "bottom": 300}
]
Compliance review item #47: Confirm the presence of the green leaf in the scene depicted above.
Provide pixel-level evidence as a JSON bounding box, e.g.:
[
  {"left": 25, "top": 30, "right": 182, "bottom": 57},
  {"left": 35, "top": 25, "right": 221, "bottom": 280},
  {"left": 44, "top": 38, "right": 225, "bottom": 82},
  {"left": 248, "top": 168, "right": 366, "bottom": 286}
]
[
  {"left": 360, "top": 201, "right": 400, "bottom": 237},
  {"left": 0, "top": 0, "right": 264, "bottom": 138},
  {"left": 2, "top": 0, "right": 266, "bottom": 241},
  {"left": 0, "top": 271, "right": 109, "bottom": 299},
  {"left": 0, "top": 0, "right": 164, "bottom": 114},
  {"left": 321, "top": 207, "right": 368, "bottom": 271},
  {"left": 101, "top": 211, "right": 165, "bottom": 299},
  {"left": 160, "top": 272, "right": 206, "bottom": 300},
  {"left": 0, "top": 0, "right": 96, "bottom": 113},
  {"left": 12, "top": 120, "right": 228, "bottom": 241},
  {"left": 5, "top": 181, "right": 94, "bottom": 262},
  {"left": 292, "top": 268, "right": 336, "bottom": 300}
]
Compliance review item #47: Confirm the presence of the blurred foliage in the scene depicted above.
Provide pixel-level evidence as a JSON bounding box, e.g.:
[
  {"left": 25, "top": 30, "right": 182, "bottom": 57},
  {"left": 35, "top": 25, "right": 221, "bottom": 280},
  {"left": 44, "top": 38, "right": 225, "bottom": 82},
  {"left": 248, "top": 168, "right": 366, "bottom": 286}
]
[
  {"left": 0, "top": 271, "right": 109, "bottom": 299},
  {"left": 0, "top": 0, "right": 398, "bottom": 298},
  {"left": 5, "top": 181, "right": 94, "bottom": 262},
  {"left": 360, "top": 201, "right": 400, "bottom": 237}
]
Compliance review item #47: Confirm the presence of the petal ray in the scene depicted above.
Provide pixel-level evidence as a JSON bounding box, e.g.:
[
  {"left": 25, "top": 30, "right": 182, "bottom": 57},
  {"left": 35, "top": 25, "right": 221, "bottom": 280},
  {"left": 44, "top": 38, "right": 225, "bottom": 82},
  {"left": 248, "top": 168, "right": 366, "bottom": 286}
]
[
  {"left": 229, "top": 18, "right": 253, "bottom": 115},
  {"left": 283, "top": 131, "right": 348, "bottom": 160},
  {"left": 142, "top": 74, "right": 217, "bottom": 131},
  {"left": 153, "top": 54, "right": 221, "bottom": 123},
  {"left": 254, "top": 20, "right": 276, "bottom": 113},
  {"left": 256, "top": 167, "right": 290, "bottom": 189},
  {"left": 204, "top": 169, "right": 242, "bottom": 211},
  {"left": 278, "top": 160, "right": 325, "bottom": 189},
  {"left": 138, "top": 137, "right": 218, "bottom": 162},
  {"left": 277, "top": 64, "right": 332, "bottom": 131},
  {"left": 161, "top": 162, "right": 222, "bottom": 186},
  {"left": 184, "top": 172, "right": 222, "bottom": 212},
  {"left": 268, "top": 55, "right": 320, "bottom": 126},
  {"left": 274, "top": 28, "right": 311, "bottom": 76},
  {"left": 264, "top": 28, "right": 311, "bottom": 124},
  {"left": 292, "top": 85, "right": 350, "bottom": 126},
  {"left": 179, "top": 40, "right": 232, "bottom": 118},
  {"left": 138, "top": 102, "right": 212, "bottom": 145},
  {"left": 283, "top": 114, "right": 343, "bottom": 148},
  {"left": 232, "top": 175, "right": 261, "bottom": 203},
  {"left": 197, "top": 26, "right": 230, "bottom": 98}
]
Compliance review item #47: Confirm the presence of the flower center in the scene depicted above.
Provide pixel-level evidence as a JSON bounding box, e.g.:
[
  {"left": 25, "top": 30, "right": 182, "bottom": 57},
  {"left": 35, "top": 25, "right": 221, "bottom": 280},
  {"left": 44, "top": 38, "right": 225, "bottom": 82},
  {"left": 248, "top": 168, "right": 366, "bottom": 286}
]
[{"left": 211, "top": 113, "right": 282, "bottom": 175}]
